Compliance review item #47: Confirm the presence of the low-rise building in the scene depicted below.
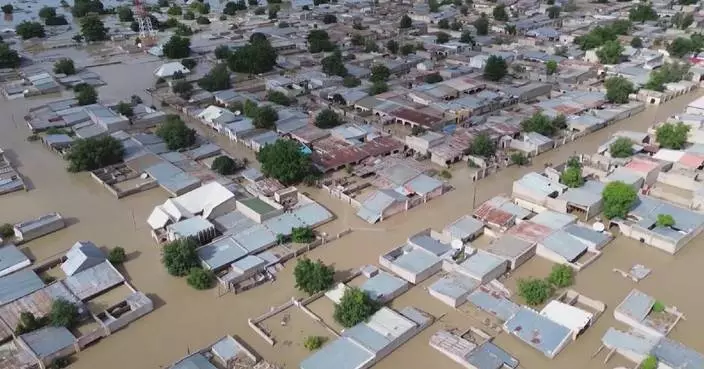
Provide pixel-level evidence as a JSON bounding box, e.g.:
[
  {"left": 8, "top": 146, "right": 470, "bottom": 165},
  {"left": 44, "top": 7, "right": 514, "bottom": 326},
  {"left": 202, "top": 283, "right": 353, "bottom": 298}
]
[{"left": 13, "top": 212, "right": 65, "bottom": 243}]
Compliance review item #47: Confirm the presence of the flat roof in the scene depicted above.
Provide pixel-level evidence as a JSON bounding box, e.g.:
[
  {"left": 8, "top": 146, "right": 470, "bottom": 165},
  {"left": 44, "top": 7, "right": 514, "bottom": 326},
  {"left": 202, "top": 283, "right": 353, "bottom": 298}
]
[
  {"left": 504, "top": 307, "right": 572, "bottom": 358},
  {"left": 0, "top": 245, "right": 29, "bottom": 273},
  {"left": 467, "top": 287, "right": 520, "bottom": 321},
  {"left": 486, "top": 235, "right": 535, "bottom": 261},
  {"left": 540, "top": 230, "right": 588, "bottom": 262},
  {"left": 20, "top": 326, "right": 75, "bottom": 359},
  {"left": 408, "top": 234, "right": 451, "bottom": 256},
  {"left": 197, "top": 236, "right": 249, "bottom": 271},
  {"left": 360, "top": 271, "right": 407, "bottom": 302},
  {"left": 458, "top": 250, "right": 507, "bottom": 280},
  {"left": 540, "top": 300, "right": 593, "bottom": 334},
  {"left": 393, "top": 248, "right": 441, "bottom": 275},
  {"left": 63, "top": 261, "right": 124, "bottom": 300},
  {"left": 300, "top": 337, "right": 374, "bottom": 369},
  {"left": 429, "top": 273, "right": 479, "bottom": 301},
  {"left": 0, "top": 270, "right": 45, "bottom": 305},
  {"left": 615, "top": 289, "right": 654, "bottom": 323},
  {"left": 443, "top": 215, "right": 484, "bottom": 241}
]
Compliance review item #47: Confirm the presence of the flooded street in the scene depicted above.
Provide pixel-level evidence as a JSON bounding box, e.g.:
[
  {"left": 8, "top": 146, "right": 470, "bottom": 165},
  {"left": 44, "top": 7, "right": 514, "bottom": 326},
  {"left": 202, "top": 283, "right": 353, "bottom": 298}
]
[{"left": 1, "top": 57, "right": 704, "bottom": 369}]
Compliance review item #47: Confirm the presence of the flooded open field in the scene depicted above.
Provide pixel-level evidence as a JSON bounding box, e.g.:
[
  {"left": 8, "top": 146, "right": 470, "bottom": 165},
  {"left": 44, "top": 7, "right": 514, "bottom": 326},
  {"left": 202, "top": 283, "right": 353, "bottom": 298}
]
[{"left": 1, "top": 56, "right": 704, "bottom": 369}]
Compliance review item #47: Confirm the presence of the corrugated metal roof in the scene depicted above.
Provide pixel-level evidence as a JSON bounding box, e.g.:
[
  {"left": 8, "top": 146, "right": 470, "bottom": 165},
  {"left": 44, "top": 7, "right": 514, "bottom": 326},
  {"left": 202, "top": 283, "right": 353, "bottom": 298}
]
[
  {"left": 616, "top": 289, "right": 654, "bottom": 323},
  {"left": 20, "top": 326, "right": 75, "bottom": 358},
  {"left": 0, "top": 270, "right": 45, "bottom": 305},
  {"left": 197, "top": 236, "right": 248, "bottom": 271},
  {"left": 170, "top": 354, "right": 218, "bottom": 369},
  {"left": 429, "top": 273, "right": 479, "bottom": 301},
  {"left": 63, "top": 261, "right": 124, "bottom": 300},
  {"left": 360, "top": 271, "right": 407, "bottom": 302},
  {"left": 300, "top": 337, "right": 374, "bottom": 369},
  {"left": 0, "top": 245, "right": 30, "bottom": 275},
  {"left": 393, "top": 248, "right": 441, "bottom": 275},
  {"left": 467, "top": 287, "right": 520, "bottom": 321},
  {"left": 458, "top": 250, "right": 507, "bottom": 280},
  {"left": 504, "top": 307, "right": 572, "bottom": 358},
  {"left": 61, "top": 241, "right": 106, "bottom": 277}
]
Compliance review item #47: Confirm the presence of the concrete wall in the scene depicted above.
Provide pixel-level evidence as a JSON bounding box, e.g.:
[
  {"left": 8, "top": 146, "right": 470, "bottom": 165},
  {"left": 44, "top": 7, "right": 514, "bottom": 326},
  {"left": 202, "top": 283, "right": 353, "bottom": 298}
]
[
  {"left": 381, "top": 200, "right": 408, "bottom": 222},
  {"left": 657, "top": 171, "right": 701, "bottom": 192},
  {"left": 428, "top": 288, "right": 464, "bottom": 308},
  {"left": 613, "top": 311, "right": 664, "bottom": 338}
]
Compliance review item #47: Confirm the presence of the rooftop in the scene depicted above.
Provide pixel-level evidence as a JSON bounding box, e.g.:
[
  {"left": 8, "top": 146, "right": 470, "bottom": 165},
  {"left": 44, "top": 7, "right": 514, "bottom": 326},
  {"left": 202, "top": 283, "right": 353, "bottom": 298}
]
[
  {"left": 0, "top": 270, "right": 45, "bottom": 305},
  {"left": 504, "top": 307, "right": 572, "bottom": 358}
]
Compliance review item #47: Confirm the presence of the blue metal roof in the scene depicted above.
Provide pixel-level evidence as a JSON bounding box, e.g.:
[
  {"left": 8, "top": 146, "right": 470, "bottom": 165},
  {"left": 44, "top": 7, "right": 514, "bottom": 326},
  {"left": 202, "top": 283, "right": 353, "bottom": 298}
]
[
  {"left": 429, "top": 273, "right": 479, "bottom": 301},
  {"left": 393, "top": 248, "right": 441, "bottom": 275},
  {"left": 171, "top": 354, "right": 219, "bottom": 369},
  {"left": 444, "top": 215, "right": 484, "bottom": 241},
  {"left": 0, "top": 269, "right": 44, "bottom": 305},
  {"left": 0, "top": 244, "right": 30, "bottom": 273},
  {"left": 292, "top": 202, "right": 333, "bottom": 227},
  {"left": 300, "top": 337, "right": 374, "bottom": 369},
  {"left": 409, "top": 234, "right": 451, "bottom": 256},
  {"left": 540, "top": 230, "right": 587, "bottom": 262},
  {"left": 467, "top": 289, "right": 520, "bottom": 321},
  {"left": 530, "top": 211, "right": 575, "bottom": 230},
  {"left": 404, "top": 174, "right": 442, "bottom": 195},
  {"left": 263, "top": 212, "right": 305, "bottom": 237},
  {"left": 343, "top": 324, "right": 390, "bottom": 354},
  {"left": 360, "top": 272, "right": 407, "bottom": 302},
  {"left": 21, "top": 326, "right": 75, "bottom": 358},
  {"left": 652, "top": 336, "right": 704, "bottom": 369},
  {"left": 197, "top": 236, "right": 248, "bottom": 271},
  {"left": 504, "top": 307, "right": 572, "bottom": 358},
  {"left": 601, "top": 327, "right": 656, "bottom": 356},
  {"left": 459, "top": 250, "right": 507, "bottom": 280},
  {"left": 232, "top": 224, "right": 276, "bottom": 254},
  {"left": 617, "top": 289, "right": 655, "bottom": 323},
  {"left": 467, "top": 342, "right": 520, "bottom": 369}
]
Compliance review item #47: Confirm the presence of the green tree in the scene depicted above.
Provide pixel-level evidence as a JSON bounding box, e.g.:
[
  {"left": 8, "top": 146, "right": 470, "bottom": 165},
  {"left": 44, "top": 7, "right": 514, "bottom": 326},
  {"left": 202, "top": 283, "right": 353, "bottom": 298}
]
[
  {"left": 80, "top": 14, "right": 108, "bottom": 41},
  {"left": 163, "top": 35, "right": 191, "bottom": 58},
  {"left": 15, "top": 312, "right": 48, "bottom": 335},
  {"left": 574, "top": 25, "right": 617, "bottom": 50},
  {"left": 196, "top": 15, "right": 211, "bottom": 24},
  {"left": 0, "top": 224, "right": 13, "bottom": 238},
  {"left": 610, "top": 137, "right": 634, "bottom": 158},
  {"left": 186, "top": 267, "right": 214, "bottom": 289},
  {"left": 518, "top": 278, "right": 553, "bottom": 306},
  {"left": 223, "top": 0, "right": 245, "bottom": 14},
  {"left": 323, "top": 14, "right": 337, "bottom": 24},
  {"left": 493, "top": 4, "right": 508, "bottom": 21},
  {"left": 117, "top": 6, "right": 134, "bottom": 21},
  {"left": 53, "top": 58, "right": 76, "bottom": 75},
  {"left": 630, "top": 36, "right": 643, "bottom": 48},
  {"left": 547, "top": 264, "right": 574, "bottom": 288},
  {"left": 343, "top": 75, "right": 361, "bottom": 87},
  {"left": 307, "top": 29, "right": 334, "bottom": 53},
  {"left": 38, "top": 6, "right": 57, "bottom": 19},
  {"left": 315, "top": 109, "right": 342, "bottom": 128},
  {"left": 369, "top": 81, "right": 388, "bottom": 95},
  {"left": 435, "top": 31, "right": 450, "bottom": 44},
  {"left": 16, "top": 22, "right": 46, "bottom": 40},
  {"left": 629, "top": 4, "right": 658, "bottom": 23},
  {"left": 49, "top": 299, "right": 79, "bottom": 328},
  {"left": 162, "top": 238, "right": 200, "bottom": 277},
  {"left": 672, "top": 12, "right": 694, "bottom": 30},
  {"left": 253, "top": 106, "right": 278, "bottom": 129},
  {"left": 214, "top": 45, "right": 231, "bottom": 59},
  {"left": 107, "top": 247, "right": 126, "bottom": 265},
  {"left": 292, "top": 226, "right": 315, "bottom": 243},
  {"left": 294, "top": 258, "right": 333, "bottom": 295},
  {"left": 267, "top": 90, "right": 291, "bottom": 106},
  {"left": 0, "top": 42, "right": 20, "bottom": 69},
  {"left": 172, "top": 80, "right": 193, "bottom": 98},
  {"left": 400, "top": 43, "right": 415, "bottom": 55},
  {"left": 74, "top": 83, "right": 98, "bottom": 105},
  {"left": 656, "top": 122, "right": 690, "bottom": 149},
  {"left": 604, "top": 76, "right": 634, "bottom": 104},
  {"left": 474, "top": 14, "right": 489, "bottom": 35},
  {"left": 115, "top": 101, "right": 133, "bottom": 117},
  {"left": 424, "top": 73, "right": 443, "bottom": 84},
  {"left": 181, "top": 58, "right": 197, "bottom": 70},
  {"left": 560, "top": 166, "right": 584, "bottom": 188},
  {"left": 546, "top": 59, "right": 557, "bottom": 75},
  {"left": 451, "top": 19, "right": 462, "bottom": 31},
  {"left": 641, "top": 355, "right": 658, "bottom": 369},
  {"left": 350, "top": 33, "right": 365, "bottom": 47},
  {"left": 167, "top": 5, "right": 182, "bottom": 15},
  {"left": 667, "top": 37, "right": 696, "bottom": 58},
  {"left": 438, "top": 19, "right": 450, "bottom": 29},
  {"left": 364, "top": 40, "right": 379, "bottom": 53},
  {"left": 428, "top": 0, "right": 440, "bottom": 11},
  {"left": 547, "top": 5, "right": 560, "bottom": 19},
  {"left": 212, "top": 155, "right": 244, "bottom": 175},
  {"left": 243, "top": 99, "right": 258, "bottom": 117},
  {"left": 610, "top": 19, "right": 632, "bottom": 35},
  {"left": 467, "top": 133, "right": 495, "bottom": 158},
  {"left": 321, "top": 50, "right": 347, "bottom": 77},
  {"left": 596, "top": 40, "right": 624, "bottom": 64},
  {"left": 304, "top": 336, "right": 326, "bottom": 351},
  {"left": 155, "top": 115, "right": 196, "bottom": 150},
  {"left": 483, "top": 55, "right": 507, "bottom": 81},
  {"left": 460, "top": 31, "right": 474, "bottom": 45},
  {"left": 257, "top": 140, "right": 312, "bottom": 185},
  {"left": 198, "top": 64, "right": 231, "bottom": 92},
  {"left": 72, "top": 0, "right": 105, "bottom": 17},
  {"left": 399, "top": 14, "right": 412, "bottom": 28},
  {"left": 644, "top": 62, "right": 690, "bottom": 92},
  {"left": 656, "top": 214, "right": 675, "bottom": 228},
  {"left": 602, "top": 181, "right": 637, "bottom": 219},
  {"left": 66, "top": 136, "right": 123, "bottom": 172},
  {"left": 510, "top": 152, "right": 528, "bottom": 165},
  {"left": 386, "top": 40, "right": 399, "bottom": 54},
  {"left": 370, "top": 64, "right": 390, "bottom": 82},
  {"left": 521, "top": 113, "right": 557, "bottom": 136},
  {"left": 1, "top": 4, "right": 12, "bottom": 14},
  {"left": 227, "top": 38, "right": 277, "bottom": 74},
  {"left": 334, "top": 287, "right": 379, "bottom": 327}
]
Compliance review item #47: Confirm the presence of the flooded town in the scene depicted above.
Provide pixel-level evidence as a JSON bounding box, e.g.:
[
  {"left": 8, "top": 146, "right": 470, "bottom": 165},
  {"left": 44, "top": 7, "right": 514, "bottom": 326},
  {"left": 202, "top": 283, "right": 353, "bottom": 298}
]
[{"left": 1, "top": 0, "right": 704, "bottom": 368}]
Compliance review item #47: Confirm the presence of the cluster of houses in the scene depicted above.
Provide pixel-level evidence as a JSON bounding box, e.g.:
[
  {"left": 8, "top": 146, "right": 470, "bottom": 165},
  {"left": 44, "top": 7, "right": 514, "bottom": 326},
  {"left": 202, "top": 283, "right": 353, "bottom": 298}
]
[
  {"left": 2, "top": 67, "right": 105, "bottom": 100},
  {"left": 0, "top": 148, "right": 26, "bottom": 196}
]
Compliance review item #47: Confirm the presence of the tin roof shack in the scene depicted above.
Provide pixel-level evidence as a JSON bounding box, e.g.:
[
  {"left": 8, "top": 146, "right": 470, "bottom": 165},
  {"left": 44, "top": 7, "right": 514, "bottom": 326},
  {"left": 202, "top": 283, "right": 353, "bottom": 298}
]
[
  {"left": 166, "top": 217, "right": 218, "bottom": 244},
  {"left": 555, "top": 180, "right": 605, "bottom": 220},
  {"left": 167, "top": 335, "right": 261, "bottom": 369},
  {"left": 0, "top": 149, "right": 26, "bottom": 196},
  {"left": 428, "top": 272, "right": 480, "bottom": 308},
  {"left": 611, "top": 196, "right": 704, "bottom": 254},
  {"left": 536, "top": 225, "right": 611, "bottom": 270},
  {"left": 472, "top": 196, "right": 531, "bottom": 233},
  {"left": 17, "top": 326, "right": 78, "bottom": 368},
  {"left": 13, "top": 213, "right": 65, "bottom": 244},
  {"left": 429, "top": 330, "right": 519, "bottom": 369},
  {"left": 467, "top": 285, "right": 521, "bottom": 322},
  {"left": 0, "top": 245, "right": 30, "bottom": 279},
  {"left": 485, "top": 235, "right": 536, "bottom": 271},
  {"left": 600, "top": 328, "right": 704, "bottom": 369},
  {"left": 300, "top": 307, "right": 433, "bottom": 369},
  {"left": 379, "top": 230, "right": 452, "bottom": 284},
  {"left": 512, "top": 172, "right": 567, "bottom": 214},
  {"left": 357, "top": 189, "right": 409, "bottom": 224},
  {"left": 358, "top": 268, "right": 410, "bottom": 304},
  {"left": 443, "top": 215, "right": 485, "bottom": 243},
  {"left": 503, "top": 307, "right": 572, "bottom": 359},
  {"left": 0, "top": 270, "right": 45, "bottom": 307},
  {"left": 613, "top": 289, "right": 683, "bottom": 337}
]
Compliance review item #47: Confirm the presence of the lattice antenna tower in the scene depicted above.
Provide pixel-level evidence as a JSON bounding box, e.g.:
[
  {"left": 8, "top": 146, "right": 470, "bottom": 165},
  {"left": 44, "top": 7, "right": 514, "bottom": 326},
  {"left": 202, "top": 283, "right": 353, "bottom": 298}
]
[{"left": 134, "top": 0, "right": 157, "bottom": 47}]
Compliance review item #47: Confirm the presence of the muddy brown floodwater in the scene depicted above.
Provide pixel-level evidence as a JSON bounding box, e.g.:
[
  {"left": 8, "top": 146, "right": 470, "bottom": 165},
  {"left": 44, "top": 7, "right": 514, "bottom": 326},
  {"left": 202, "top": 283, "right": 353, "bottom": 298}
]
[{"left": 1, "top": 63, "right": 703, "bottom": 369}]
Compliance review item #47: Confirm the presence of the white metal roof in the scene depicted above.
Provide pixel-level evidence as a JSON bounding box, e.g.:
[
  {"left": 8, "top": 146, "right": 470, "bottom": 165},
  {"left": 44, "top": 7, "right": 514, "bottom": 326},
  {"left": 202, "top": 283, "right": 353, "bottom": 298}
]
[{"left": 540, "top": 300, "right": 592, "bottom": 334}]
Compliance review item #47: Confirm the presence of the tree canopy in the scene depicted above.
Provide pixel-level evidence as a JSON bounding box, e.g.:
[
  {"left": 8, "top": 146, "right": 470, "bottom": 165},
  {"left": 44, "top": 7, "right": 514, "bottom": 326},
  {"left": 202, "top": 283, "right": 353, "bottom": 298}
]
[
  {"left": 644, "top": 62, "right": 689, "bottom": 92},
  {"left": 53, "top": 58, "right": 76, "bottom": 75},
  {"left": 520, "top": 113, "right": 563, "bottom": 136},
  {"left": 342, "top": 75, "right": 361, "bottom": 87},
  {"left": 223, "top": 1, "right": 246, "bottom": 14},
  {"left": 294, "top": 258, "right": 334, "bottom": 295},
  {"left": 1, "top": 4, "right": 12, "bottom": 14},
  {"left": 163, "top": 35, "right": 191, "bottom": 59},
  {"left": 560, "top": 166, "right": 584, "bottom": 188},
  {"left": 74, "top": 83, "right": 98, "bottom": 105},
  {"left": 155, "top": 115, "right": 196, "bottom": 150},
  {"left": 115, "top": 101, "right": 133, "bottom": 117},
  {"left": 227, "top": 37, "right": 277, "bottom": 74},
  {"left": 473, "top": 14, "right": 489, "bottom": 36},
  {"left": 610, "top": 137, "right": 634, "bottom": 158},
  {"left": 38, "top": 6, "right": 57, "bottom": 19},
  {"left": 162, "top": 238, "right": 200, "bottom": 277},
  {"left": 672, "top": 12, "right": 694, "bottom": 30},
  {"left": 15, "top": 312, "right": 47, "bottom": 335},
  {"left": 79, "top": 14, "right": 108, "bottom": 41},
  {"left": 547, "top": 264, "right": 574, "bottom": 288},
  {"left": 186, "top": 267, "right": 214, "bottom": 290},
  {"left": 467, "top": 133, "right": 495, "bottom": 158},
  {"left": 267, "top": 90, "right": 292, "bottom": 106},
  {"left": 321, "top": 50, "right": 347, "bottom": 77},
  {"left": 253, "top": 106, "right": 278, "bottom": 129},
  {"left": 214, "top": 45, "right": 231, "bottom": 59},
  {"left": 72, "top": 0, "right": 104, "bottom": 17},
  {"left": 49, "top": 299, "right": 79, "bottom": 328},
  {"left": 292, "top": 226, "right": 315, "bottom": 243},
  {"left": 370, "top": 64, "right": 391, "bottom": 82},
  {"left": 656, "top": 122, "right": 690, "bottom": 149},
  {"left": 493, "top": 4, "right": 508, "bottom": 21},
  {"left": 641, "top": 355, "right": 658, "bottom": 369},
  {"left": 198, "top": 64, "right": 231, "bottom": 92},
  {"left": 518, "top": 278, "right": 553, "bottom": 306},
  {"left": 66, "top": 136, "right": 124, "bottom": 172},
  {"left": 307, "top": 29, "right": 335, "bottom": 53},
  {"left": 16, "top": 22, "right": 46, "bottom": 40},
  {"left": 573, "top": 22, "right": 630, "bottom": 50},
  {"left": 604, "top": 76, "right": 634, "bottom": 104},
  {"left": 212, "top": 155, "right": 244, "bottom": 175},
  {"left": 630, "top": 36, "right": 643, "bottom": 48},
  {"left": 460, "top": 31, "right": 474, "bottom": 45},
  {"left": 602, "top": 181, "right": 637, "bottom": 219},
  {"left": 629, "top": 4, "right": 658, "bottom": 23},
  {"left": 656, "top": 214, "right": 675, "bottom": 228},
  {"left": 666, "top": 35, "right": 704, "bottom": 58},
  {"left": 596, "top": 40, "right": 623, "bottom": 64},
  {"left": 314, "top": 109, "right": 342, "bottom": 129},
  {"left": 399, "top": 14, "right": 412, "bottom": 28},
  {"left": 0, "top": 42, "right": 20, "bottom": 69},
  {"left": 547, "top": 5, "right": 560, "bottom": 19},
  {"left": 333, "top": 287, "right": 380, "bottom": 328},
  {"left": 369, "top": 81, "right": 388, "bottom": 95},
  {"left": 107, "top": 247, "right": 126, "bottom": 265},
  {"left": 435, "top": 31, "right": 450, "bottom": 44},
  {"left": 257, "top": 140, "right": 313, "bottom": 185},
  {"left": 424, "top": 73, "right": 443, "bottom": 84},
  {"left": 546, "top": 60, "right": 557, "bottom": 75},
  {"left": 117, "top": 6, "right": 133, "bottom": 21},
  {"left": 483, "top": 55, "right": 507, "bottom": 81}
]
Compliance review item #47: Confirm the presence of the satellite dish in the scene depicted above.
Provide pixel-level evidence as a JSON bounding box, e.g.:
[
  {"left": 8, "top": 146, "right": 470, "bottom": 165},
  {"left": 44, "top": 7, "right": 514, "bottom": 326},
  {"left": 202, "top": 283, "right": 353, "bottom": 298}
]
[
  {"left": 234, "top": 110, "right": 241, "bottom": 116},
  {"left": 137, "top": 42, "right": 143, "bottom": 48},
  {"left": 593, "top": 222, "right": 605, "bottom": 232},
  {"left": 451, "top": 239, "right": 463, "bottom": 250}
]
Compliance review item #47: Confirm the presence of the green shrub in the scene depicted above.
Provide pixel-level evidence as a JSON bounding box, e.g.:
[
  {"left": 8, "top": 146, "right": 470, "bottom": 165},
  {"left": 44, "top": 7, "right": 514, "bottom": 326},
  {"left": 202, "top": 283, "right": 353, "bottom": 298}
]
[
  {"left": 547, "top": 264, "right": 574, "bottom": 288},
  {"left": 651, "top": 300, "right": 665, "bottom": 313},
  {"left": 304, "top": 336, "right": 327, "bottom": 351},
  {"left": 517, "top": 278, "right": 554, "bottom": 306},
  {"left": 640, "top": 355, "right": 658, "bottom": 369},
  {"left": 186, "top": 267, "right": 214, "bottom": 290},
  {"left": 108, "top": 247, "right": 126, "bottom": 265},
  {"left": 49, "top": 299, "right": 79, "bottom": 328},
  {"left": 0, "top": 223, "right": 13, "bottom": 238}
]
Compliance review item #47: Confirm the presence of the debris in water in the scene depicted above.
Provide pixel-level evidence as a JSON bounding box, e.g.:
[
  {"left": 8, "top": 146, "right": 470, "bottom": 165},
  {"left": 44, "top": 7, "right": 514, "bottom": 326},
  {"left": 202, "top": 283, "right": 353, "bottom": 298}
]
[{"left": 613, "top": 264, "right": 651, "bottom": 282}]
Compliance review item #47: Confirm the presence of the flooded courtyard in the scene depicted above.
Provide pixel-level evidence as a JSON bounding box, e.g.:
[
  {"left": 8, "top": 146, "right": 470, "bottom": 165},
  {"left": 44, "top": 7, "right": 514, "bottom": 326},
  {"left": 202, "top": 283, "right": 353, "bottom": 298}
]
[{"left": 1, "top": 56, "right": 704, "bottom": 369}]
